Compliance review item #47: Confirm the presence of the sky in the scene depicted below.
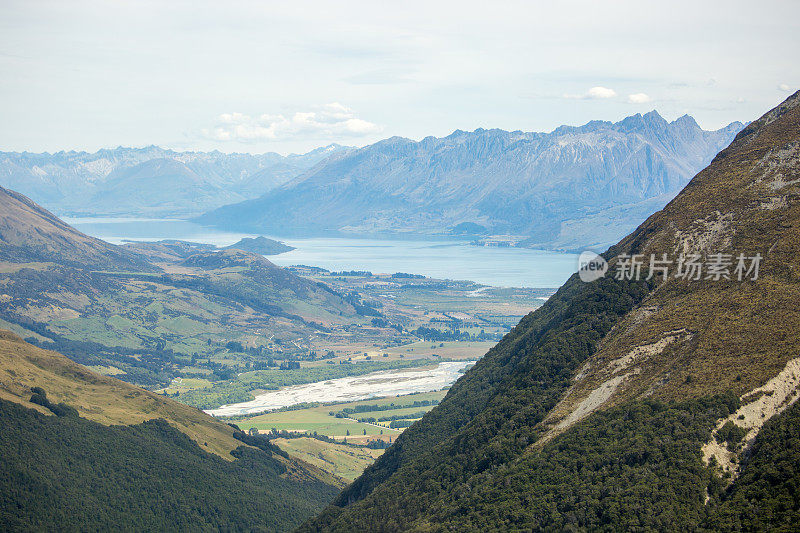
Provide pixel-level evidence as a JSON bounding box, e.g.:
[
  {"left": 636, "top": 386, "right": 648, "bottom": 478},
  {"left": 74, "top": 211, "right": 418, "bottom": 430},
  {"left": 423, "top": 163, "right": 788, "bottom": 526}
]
[{"left": 1, "top": 0, "right": 798, "bottom": 155}]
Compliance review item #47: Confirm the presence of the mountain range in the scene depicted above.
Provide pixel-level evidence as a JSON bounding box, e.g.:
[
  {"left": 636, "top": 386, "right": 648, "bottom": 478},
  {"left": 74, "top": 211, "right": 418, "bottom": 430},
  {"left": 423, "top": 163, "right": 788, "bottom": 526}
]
[
  {"left": 0, "top": 144, "right": 348, "bottom": 218},
  {"left": 200, "top": 111, "right": 744, "bottom": 251},
  {"left": 301, "top": 92, "right": 800, "bottom": 531}
]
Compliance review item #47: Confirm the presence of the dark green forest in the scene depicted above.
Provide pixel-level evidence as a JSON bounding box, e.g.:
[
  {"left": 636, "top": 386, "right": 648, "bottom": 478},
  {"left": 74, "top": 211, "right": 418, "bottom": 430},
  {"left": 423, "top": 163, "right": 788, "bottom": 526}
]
[{"left": 0, "top": 399, "right": 338, "bottom": 532}]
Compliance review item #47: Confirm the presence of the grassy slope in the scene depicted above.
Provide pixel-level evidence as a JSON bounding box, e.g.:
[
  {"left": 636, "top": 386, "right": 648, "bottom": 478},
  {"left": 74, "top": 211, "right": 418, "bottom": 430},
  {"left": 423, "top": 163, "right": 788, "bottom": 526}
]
[
  {"left": 0, "top": 328, "right": 255, "bottom": 459},
  {"left": 0, "top": 186, "right": 154, "bottom": 271},
  {"left": 274, "top": 437, "right": 387, "bottom": 482},
  {"left": 0, "top": 328, "right": 343, "bottom": 476}
]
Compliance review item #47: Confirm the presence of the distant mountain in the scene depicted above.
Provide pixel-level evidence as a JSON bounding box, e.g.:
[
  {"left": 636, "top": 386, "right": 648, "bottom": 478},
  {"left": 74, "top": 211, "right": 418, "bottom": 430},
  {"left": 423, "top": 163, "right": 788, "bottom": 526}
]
[
  {"left": 200, "top": 112, "right": 743, "bottom": 251},
  {"left": 0, "top": 185, "right": 154, "bottom": 271},
  {"left": 303, "top": 93, "right": 800, "bottom": 531},
  {"left": 0, "top": 144, "right": 350, "bottom": 217},
  {"left": 0, "top": 330, "right": 341, "bottom": 530}
]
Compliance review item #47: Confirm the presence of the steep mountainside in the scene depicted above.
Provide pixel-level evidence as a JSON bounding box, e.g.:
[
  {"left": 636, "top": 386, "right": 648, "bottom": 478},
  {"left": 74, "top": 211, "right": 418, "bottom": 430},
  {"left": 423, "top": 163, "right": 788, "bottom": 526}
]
[
  {"left": 0, "top": 144, "right": 349, "bottom": 217},
  {"left": 0, "top": 185, "right": 154, "bottom": 271},
  {"left": 0, "top": 330, "right": 341, "bottom": 530},
  {"left": 302, "top": 93, "right": 800, "bottom": 531},
  {"left": 200, "top": 112, "right": 743, "bottom": 251}
]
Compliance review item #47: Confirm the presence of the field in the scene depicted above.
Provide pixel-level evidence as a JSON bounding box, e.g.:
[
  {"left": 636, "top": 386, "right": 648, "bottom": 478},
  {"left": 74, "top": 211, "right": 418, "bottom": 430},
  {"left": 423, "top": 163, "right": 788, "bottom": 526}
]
[
  {"left": 235, "top": 407, "right": 398, "bottom": 437},
  {"left": 382, "top": 340, "right": 496, "bottom": 361},
  {"left": 229, "top": 391, "right": 446, "bottom": 437},
  {"left": 228, "top": 390, "right": 447, "bottom": 479}
]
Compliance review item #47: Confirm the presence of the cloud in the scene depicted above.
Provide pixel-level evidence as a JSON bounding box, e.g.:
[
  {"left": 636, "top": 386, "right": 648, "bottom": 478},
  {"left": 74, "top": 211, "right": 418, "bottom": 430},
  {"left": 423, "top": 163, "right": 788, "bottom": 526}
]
[
  {"left": 586, "top": 86, "right": 617, "bottom": 99},
  {"left": 627, "top": 93, "right": 652, "bottom": 104},
  {"left": 563, "top": 86, "right": 617, "bottom": 100},
  {"left": 778, "top": 83, "right": 791, "bottom": 92},
  {"left": 202, "top": 103, "right": 382, "bottom": 142}
]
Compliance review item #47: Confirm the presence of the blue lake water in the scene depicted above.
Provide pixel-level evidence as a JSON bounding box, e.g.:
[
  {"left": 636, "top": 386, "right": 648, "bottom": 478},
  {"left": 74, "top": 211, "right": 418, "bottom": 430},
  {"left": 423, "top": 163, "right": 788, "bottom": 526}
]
[{"left": 65, "top": 218, "right": 578, "bottom": 288}]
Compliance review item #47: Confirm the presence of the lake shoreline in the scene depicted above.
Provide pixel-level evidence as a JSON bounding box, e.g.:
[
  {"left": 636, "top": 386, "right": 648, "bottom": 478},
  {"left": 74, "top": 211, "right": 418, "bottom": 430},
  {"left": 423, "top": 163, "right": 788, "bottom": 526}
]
[{"left": 65, "top": 217, "right": 578, "bottom": 288}]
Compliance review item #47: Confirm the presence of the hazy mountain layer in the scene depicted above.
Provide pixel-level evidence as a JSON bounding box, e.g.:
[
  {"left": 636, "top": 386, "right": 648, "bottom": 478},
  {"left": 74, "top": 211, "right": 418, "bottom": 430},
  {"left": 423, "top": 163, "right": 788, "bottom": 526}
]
[
  {"left": 302, "top": 93, "right": 800, "bottom": 531},
  {"left": 201, "top": 111, "right": 743, "bottom": 251},
  {"left": 0, "top": 144, "right": 348, "bottom": 217}
]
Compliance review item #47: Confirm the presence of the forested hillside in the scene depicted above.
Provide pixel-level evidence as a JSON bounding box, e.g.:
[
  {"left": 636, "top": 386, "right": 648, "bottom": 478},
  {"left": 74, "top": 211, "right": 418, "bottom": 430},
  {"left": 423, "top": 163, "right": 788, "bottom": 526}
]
[
  {"left": 0, "top": 399, "right": 339, "bottom": 532},
  {"left": 0, "top": 330, "right": 341, "bottom": 531},
  {"left": 301, "top": 93, "right": 800, "bottom": 531}
]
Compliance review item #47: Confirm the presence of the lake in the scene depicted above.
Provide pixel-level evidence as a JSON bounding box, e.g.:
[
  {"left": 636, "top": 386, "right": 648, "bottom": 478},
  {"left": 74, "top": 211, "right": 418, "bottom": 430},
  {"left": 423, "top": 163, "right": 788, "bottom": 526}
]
[
  {"left": 65, "top": 217, "right": 578, "bottom": 287},
  {"left": 205, "top": 361, "right": 475, "bottom": 417}
]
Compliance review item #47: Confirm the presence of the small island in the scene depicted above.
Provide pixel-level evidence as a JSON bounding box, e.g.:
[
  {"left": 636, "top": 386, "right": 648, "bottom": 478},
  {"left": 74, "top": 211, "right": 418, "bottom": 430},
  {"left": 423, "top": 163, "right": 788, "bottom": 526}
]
[{"left": 226, "top": 236, "right": 295, "bottom": 256}]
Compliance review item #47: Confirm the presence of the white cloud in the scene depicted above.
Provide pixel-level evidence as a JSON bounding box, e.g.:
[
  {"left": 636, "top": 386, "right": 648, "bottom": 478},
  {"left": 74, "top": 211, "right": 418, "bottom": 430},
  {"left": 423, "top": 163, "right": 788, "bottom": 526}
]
[
  {"left": 627, "top": 93, "right": 652, "bottom": 104},
  {"left": 587, "top": 86, "right": 617, "bottom": 99},
  {"left": 563, "top": 86, "right": 617, "bottom": 100},
  {"left": 778, "top": 83, "right": 792, "bottom": 92},
  {"left": 202, "top": 104, "right": 382, "bottom": 142}
]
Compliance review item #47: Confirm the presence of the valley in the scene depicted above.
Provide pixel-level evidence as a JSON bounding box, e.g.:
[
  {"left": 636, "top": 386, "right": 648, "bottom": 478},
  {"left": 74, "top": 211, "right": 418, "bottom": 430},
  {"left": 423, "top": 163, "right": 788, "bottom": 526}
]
[
  {"left": 0, "top": 190, "right": 562, "bottom": 484},
  {"left": 1, "top": 94, "right": 798, "bottom": 530},
  {"left": 3, "top": 3, "right": 798, "bottom": 531}
]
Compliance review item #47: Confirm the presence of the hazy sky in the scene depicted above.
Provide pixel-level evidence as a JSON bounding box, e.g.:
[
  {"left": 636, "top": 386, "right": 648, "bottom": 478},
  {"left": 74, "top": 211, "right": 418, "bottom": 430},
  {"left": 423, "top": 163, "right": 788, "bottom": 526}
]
[{"left": 1, "top": 0, "right": 798, "bottom": 154}]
